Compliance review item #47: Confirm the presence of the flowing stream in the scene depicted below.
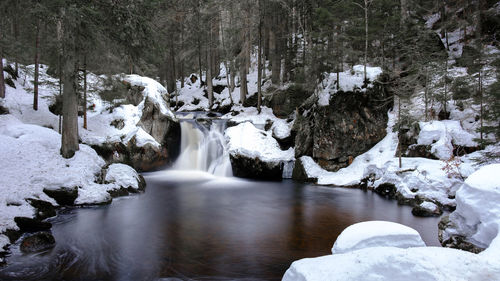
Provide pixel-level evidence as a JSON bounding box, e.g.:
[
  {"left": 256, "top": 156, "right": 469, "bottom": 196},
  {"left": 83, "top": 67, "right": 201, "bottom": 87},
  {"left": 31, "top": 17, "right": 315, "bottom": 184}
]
[{"left": 0, "top": 114, "right": 443, "bottom": 281}]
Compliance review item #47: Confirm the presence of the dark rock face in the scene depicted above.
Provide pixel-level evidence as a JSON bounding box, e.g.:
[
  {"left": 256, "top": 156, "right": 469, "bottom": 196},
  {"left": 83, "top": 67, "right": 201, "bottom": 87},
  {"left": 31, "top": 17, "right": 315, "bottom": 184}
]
[
  {"left": 0, "top": 105, "right": 9, "bottom": 115},
  {"left": 405, "top": 145, "right": 437, "bottom": 159},
  {"left": 20, "top": 232, "right": 55, "bottom": 253},
  {"left": 294, "top": 81, "right": 392, "bottom": 172},
  {"left": 267, "top": 85, "right": 313, "bottom": 118},
  {"left": 26, "top": 199, "right": 56, "bottom": 220},
  {"left": 230, "top": 154, "right": 283, "bottom": 181},
  {"left": 14, "top": 217, "right": 52, "bottom": 232},
  {"left": 43, "top": 187, "right": 78, "bottom": 206},
  {"left": 292, "top": 158, "right": 316, "bottom": 182},
  {"left": 374, "top": 183, "right": 398, "bottom": 199}
]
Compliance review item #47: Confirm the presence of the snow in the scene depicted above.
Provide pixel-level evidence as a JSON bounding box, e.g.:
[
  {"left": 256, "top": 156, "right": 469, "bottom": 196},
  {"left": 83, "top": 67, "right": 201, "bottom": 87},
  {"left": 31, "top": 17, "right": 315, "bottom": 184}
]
[
  {"left": 282, "top": 246, "right": 500, "bottom": 281},
  {"left": 445, "top": 164, "right": 500, "bottom": 249},
  {"left": 417, "top": 120, "right": 477, "bottom": 160},
  {"left": 0, "top": 64, "right": 145, "bottom": 249},
  {"left": 225, "top": 122, "right": 294, "bottom": 163},
  {"left": 283, "top": 165, "right": 500, "bottom": 281},
  {"left": 317, "top": 65, "right": 383, "bottom": 106},
  {"left": 81, "top": 74, "right": 175, "bottom": 148},
  {"left": 105, "top": 163, "right": 142, "bottom": 190},
  {"left": 331, "top": 221, "right": 425, "bottom": 254}
]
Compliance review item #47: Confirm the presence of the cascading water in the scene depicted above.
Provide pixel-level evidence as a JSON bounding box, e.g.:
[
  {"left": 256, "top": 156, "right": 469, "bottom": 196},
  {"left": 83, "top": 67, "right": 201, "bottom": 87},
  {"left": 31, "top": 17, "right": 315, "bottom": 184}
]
[{"left": 173, "top": 113, "right": 233, "bottom": 177}]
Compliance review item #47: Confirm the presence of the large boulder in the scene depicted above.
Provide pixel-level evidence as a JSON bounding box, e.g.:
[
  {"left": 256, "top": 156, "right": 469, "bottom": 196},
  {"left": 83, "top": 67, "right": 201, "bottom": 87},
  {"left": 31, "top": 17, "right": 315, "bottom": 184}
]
[
  {"left": 294, "top": 82, "right": 392, "bottom": 172},
  {"left": 20, "top": 232, "right": 55, "bottom": 253},
  {"left": 267, "top": 84, "right": 313, "bottom": 118},
  {"left": 226, "top": 122, "right": 294, "bottom": 180},
  {"left": 439, "top": 164, "right": 500, "bottom": 253}
]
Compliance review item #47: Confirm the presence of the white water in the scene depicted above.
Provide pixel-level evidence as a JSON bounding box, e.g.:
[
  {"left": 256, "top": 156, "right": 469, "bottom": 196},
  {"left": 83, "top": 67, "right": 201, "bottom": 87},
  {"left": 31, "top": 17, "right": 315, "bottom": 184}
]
[{"left": 173, "top": 118, "right": 233, "bottom": 177}]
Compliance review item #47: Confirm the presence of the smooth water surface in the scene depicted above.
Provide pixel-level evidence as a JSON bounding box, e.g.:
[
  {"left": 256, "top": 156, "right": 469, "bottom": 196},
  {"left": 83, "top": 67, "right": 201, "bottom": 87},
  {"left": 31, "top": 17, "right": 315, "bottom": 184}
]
[{"left": 0, "top": 173, "right": 441, "bottom": 280}]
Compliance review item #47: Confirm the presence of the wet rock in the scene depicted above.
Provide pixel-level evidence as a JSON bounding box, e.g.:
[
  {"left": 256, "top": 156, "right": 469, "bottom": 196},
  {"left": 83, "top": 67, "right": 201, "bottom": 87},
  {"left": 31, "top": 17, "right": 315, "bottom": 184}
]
[
  {"left": 20, "top": 232, "right": 55, "bottom": 253},
  {"left": 374, "top": 183, "right": 398, "bottom": 199},
  {"left": 14, "top": 217, "right": 52, "bottom": 232},
  {"left": 26, "top": 199, "right": 56, "bottom": 220},
  {"left": 292, "top": 157, "right": 317, "bottom": 182},
  {"left": 412, "top": 201, "right": 443, "bottom": 217},
  {"left": 230, "top": 154, "right": 283, "bottom": 181},
  {"left": 43, "top": 187, "right": 78, "bottom": 206}
]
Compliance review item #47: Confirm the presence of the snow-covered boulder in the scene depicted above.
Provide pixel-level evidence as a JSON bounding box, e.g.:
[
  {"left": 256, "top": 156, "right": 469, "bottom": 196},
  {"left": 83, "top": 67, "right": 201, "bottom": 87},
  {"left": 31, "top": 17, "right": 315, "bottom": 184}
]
[
  {"left": 417, "top": 120, "right": 477, "bottom": 160},
  {"left": 412, "top": 201, "right": 443, "bottom": 217},
  {"left": 104, "top": 163, "right": 146, "bottom": 196},
  {"left": 440, "top": 164, "right": 500, "bottom": 252},
  {"left": 331, "top": 221, "right": 425, "bottom": 254},
  {"left": 282, "top": 247, "right": 500, "bottom": 281},
  {"left": 225, "top": 122, "right": 294, "bottom": 180},
  {"left": 82, "top": 75, "right": 181, "bottom": 171}
]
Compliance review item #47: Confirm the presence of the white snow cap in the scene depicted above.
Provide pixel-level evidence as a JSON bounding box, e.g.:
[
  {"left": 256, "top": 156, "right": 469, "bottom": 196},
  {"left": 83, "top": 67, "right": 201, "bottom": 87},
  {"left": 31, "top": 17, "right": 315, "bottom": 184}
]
[
  {"left": 331, "top": 221, "right": 426, "bottom": 254},
  {"left": 451, "top": 164, "right": 500, "bottom": 248},
  {"left": 225, "top": 122, "right": 294, "bottom": 163}
]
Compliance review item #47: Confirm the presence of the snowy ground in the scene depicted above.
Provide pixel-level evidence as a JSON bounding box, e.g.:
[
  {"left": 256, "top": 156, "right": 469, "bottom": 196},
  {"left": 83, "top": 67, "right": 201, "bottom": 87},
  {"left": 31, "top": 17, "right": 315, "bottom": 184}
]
[
  {"left": 0, "top": 62, "right": 150, "bottom": 252},
  {"left": 283, "top": 165, "right": 500, "bottom": 281}
]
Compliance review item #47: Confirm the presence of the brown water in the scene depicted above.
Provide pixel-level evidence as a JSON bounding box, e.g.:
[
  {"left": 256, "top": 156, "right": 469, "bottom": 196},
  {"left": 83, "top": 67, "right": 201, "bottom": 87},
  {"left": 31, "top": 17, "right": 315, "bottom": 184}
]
[{"left": 0, "top": 172, "right": 441, "bottom": 281}]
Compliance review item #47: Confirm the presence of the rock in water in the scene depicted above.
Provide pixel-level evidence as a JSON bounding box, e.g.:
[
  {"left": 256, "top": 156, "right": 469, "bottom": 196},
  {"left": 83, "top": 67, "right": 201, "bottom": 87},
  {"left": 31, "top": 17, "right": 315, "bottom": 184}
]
[{"left": 20, "top": 232, "right": 55, "bottom": 253}]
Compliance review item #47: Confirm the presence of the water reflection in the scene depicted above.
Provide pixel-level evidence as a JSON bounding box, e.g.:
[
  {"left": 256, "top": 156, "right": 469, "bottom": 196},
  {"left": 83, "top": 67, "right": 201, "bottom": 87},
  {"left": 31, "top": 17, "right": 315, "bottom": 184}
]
[{"left": 0, "top": 172, "right": 441, "bottom": 280}]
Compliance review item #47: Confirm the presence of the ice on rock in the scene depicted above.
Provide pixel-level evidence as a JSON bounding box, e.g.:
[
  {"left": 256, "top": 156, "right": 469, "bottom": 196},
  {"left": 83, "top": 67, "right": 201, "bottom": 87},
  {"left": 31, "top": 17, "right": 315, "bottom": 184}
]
[{"left": 331, "top": 221, "right": 426, "bottom": 254}]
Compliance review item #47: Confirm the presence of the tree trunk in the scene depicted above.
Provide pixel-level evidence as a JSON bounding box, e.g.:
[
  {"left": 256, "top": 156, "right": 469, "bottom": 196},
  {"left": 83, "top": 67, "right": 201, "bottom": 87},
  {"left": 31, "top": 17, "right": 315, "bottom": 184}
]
[
  {"left": 166, "top": 46, "right": 176, "bottom": 94},
  {"left": 198, "top": 38, "right": 203, "bottom": 86},
  {"left": 207, "top": 44, "right": 214, "bottom": 109},
  {"left": 230, "top": 59, "right": 236, "bottom": 93},
  {"left": 240, "top": 64, "right": 247, "bottom": 104},
  {"left": 61, "top": 56, "right": 79, "bottom": 158},
  {"left": 424, "top": 69, "right": 429, "bottom": 121},
  {"left": 33, "top": 20, "right": 40, "bottom": 111},
  {"left": 257, "top": 2, "right": 263, "bottom": 114},
  {"left": 83, "top": 55, "right": 88, "bottom": 130},
  {"left": 398, "top": 96, "right": 402, "bottom": 168},
  {"left": 363, "top": 1, "right": 368, "bottom": 82},
  {"left": 0, "top": 46, "right": 4, "bottom": 99},
  {"left": 180, "top": 29, "right": 185, "bottom": 88}
]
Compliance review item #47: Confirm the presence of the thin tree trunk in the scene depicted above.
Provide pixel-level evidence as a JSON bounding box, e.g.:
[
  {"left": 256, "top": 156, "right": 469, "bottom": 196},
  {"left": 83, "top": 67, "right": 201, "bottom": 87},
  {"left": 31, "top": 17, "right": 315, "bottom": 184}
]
[
  {"left": 83, "top": 55, "right": 87, "bottom": 130},
  {"left": 424, "top": 69, "right": 429, "bottom": 121},
  {"left": 257, "top": 0, "right": 263, "bottom": 113},
  {"left": 180, "top": 28, "right": 185, "bottom": 88},
  {"left": 398, "top": 96, "right": 402, "bottom": 168},
  {"left": 207, "top": 38, "right": 214, "bottom": 109},
  {"left": 364, "top": 1, "right": 368, "bottom": 82},
  {"left": 230, "top": 59, "right": 236, "bottom": 93},
  {"left": 34, "top": 20, "right": 40, "bottom": 111},
  {"left": 61, "top": 56, "right": 79, "bottom": 158},
  {"left": 0, "top": 47, "right": 4, "bottom": 99},
  {"left": 13, "top": 1, "right": 19, "bottom": 77}
]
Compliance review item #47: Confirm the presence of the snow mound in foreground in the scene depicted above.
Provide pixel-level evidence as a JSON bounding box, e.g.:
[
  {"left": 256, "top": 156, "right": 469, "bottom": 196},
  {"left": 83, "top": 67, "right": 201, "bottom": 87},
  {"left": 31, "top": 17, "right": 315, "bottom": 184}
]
[
  {"left": 331, "top": 221, "right": 425, "bottom": 254},
  {"left": 283, "top": 246, "right": 500, "bottom": 281},
  {"left": 225, "top": 122, "right": 294, "bottom": 162},
  {"left": 447, "top": 164, "right": 500, "bottom": 249}
]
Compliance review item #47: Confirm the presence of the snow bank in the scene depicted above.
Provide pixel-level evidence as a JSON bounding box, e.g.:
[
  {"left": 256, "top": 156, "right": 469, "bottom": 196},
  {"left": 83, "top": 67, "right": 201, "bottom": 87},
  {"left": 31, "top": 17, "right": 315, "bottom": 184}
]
[
  {"left": 0, "top": 113, "right": 143, "bottom": 235},
  {"left": 0, "top": 115, "right": 104, "bottom": 232},
  {"left": 283, "top": 246, "right": 500, "bottom": 281},
  {"left": 331, "top": 221, "right": 425, "bottom": 254},
  {"left": 417, "top": 120, "right": 476, "bottom": 160},
  {"left": 225, "top": 122, "right": 294, "bottom": 162},
  {"left": 317, "top": 65, "right": 383, "bottom": 106},
  {"left": 445, "top": 164, "right": 500, "bottom": 249}
]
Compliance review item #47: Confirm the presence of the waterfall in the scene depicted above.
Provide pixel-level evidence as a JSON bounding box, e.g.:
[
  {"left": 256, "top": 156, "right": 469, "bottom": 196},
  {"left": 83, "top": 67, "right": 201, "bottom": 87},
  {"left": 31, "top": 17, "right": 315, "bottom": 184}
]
[{"left": 173, "top": 115, "right": 233, "bottom": 177}]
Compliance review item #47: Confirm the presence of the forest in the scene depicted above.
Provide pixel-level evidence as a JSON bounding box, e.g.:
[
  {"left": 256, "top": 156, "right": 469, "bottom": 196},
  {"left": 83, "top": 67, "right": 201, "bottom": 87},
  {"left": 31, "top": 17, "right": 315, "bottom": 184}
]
[{"left": 0, "top": 0, "right": 500, "bottom": 280}]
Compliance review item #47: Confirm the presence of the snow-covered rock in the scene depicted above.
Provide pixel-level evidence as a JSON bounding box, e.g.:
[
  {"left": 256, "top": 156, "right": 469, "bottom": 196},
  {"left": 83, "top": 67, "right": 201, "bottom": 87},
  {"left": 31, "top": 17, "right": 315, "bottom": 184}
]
[
  {"left": 441, "top": 164, "right": 500, "bottom": 250},
  {"left": 412, "top": 201, "right": 443, "bottom": 217},
  {"left": 225, "top": 122, "right": 294, "bottom": 179},
  {"left": 317, "top": 65, "right": 383, "bottom": 106},
  {"left": 331, "top": 221, "right": 426, "bottom": 254},
  {"left": 417, "top": 120, "right": 477, "bottom": 160}
]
